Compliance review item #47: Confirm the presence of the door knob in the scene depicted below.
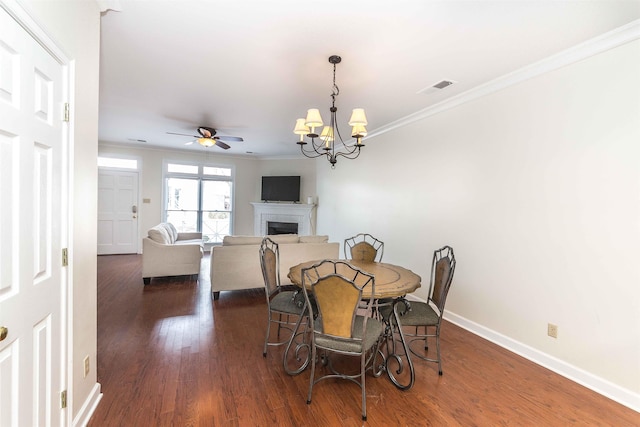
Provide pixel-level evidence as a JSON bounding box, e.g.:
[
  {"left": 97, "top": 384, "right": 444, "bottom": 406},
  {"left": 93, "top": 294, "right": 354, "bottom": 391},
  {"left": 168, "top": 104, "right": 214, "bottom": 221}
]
[
  {"left": 0, "top": 326, "right": 7, "bottom": 341},
  {"left": 133, "top": 215, "right": 137, "bottom": 219}
]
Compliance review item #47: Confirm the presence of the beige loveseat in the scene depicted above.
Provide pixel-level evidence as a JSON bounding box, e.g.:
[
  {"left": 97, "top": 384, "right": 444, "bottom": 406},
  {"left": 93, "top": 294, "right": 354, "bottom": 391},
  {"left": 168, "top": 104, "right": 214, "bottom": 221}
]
[
  {"left": 210, "top": 234, "right": 339, "bottom": 300},
  {"left": 142, "top": 223, "right": 204, "bottom": 284}
]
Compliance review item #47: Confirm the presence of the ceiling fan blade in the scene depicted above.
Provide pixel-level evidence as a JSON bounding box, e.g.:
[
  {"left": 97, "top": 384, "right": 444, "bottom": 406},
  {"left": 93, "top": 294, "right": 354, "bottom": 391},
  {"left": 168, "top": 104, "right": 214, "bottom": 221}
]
[
  {"left": 167, "top": 131, "right": 198, "bottom": 138},
  {"left": 215, "top": 136, "right": 244, "bottom": 142},
  {"left": 184, "top": 140, "right": 195, "bottom": 146},
  {"left": 214, "top": 140, "right": 231, "bottom": 150}
]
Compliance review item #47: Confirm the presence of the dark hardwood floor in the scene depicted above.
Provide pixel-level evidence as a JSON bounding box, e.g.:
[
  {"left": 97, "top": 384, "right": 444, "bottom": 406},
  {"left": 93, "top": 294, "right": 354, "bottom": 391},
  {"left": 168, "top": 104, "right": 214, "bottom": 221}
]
[{"left": 89, "top": 254, "right": 638, "bottom": 426}]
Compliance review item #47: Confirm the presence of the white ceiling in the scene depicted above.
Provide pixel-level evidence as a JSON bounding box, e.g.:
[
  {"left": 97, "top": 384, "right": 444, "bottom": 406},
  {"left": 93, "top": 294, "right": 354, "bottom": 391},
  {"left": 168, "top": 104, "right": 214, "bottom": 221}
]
[{"left": 98, "top": 1, "right": 640, "bottom": 158}]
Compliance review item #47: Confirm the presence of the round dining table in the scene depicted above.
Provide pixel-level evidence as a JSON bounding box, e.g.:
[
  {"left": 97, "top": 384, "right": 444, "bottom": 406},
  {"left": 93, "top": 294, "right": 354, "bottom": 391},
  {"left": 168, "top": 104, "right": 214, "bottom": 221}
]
[
  {"left": 287, "top": 259, "right": 422, "bottom": 390},
  {"left": 287, "top": 259, "right": 421, "bottom": 299}
]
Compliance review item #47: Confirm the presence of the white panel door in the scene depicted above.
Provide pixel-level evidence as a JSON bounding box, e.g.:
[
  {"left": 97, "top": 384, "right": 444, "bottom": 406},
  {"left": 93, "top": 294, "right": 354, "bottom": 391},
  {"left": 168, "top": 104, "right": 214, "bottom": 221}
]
[
  {"left": 97, "top": 170, "right": 139, "bottom": 255},
  {"left": 0, "top": 5, "right": 68, "bottom": 427}
]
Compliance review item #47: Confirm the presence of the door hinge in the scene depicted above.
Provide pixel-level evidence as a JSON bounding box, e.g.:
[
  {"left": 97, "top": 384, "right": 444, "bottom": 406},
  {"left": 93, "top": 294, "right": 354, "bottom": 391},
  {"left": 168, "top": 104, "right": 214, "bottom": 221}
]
[
  {"left": 60, "top": 390, "right": 67, "bottom": 409},
  {"left": 62, "top": 248, "right": 68, "bottom": 267},
  {"left": 63, "top": 103, "right": 70, "bottom": 122}
]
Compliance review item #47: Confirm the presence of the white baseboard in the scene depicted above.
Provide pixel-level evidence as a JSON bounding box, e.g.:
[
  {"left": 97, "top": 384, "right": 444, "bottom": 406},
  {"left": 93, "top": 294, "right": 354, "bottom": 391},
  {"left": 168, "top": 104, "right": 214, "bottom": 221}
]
[
  {"left": 72, "top": 382, "right": 103, "bottom": 427},
  {"left": 443, "top": 310, "right": 640, "bottom": 413}
]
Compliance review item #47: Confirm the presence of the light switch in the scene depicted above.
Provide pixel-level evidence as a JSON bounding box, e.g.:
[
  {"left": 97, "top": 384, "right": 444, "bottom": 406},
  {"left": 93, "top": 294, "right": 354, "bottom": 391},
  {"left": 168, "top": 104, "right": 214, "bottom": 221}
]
[{"left": 143, "top": 198, "right": 151, "bottom": 203}]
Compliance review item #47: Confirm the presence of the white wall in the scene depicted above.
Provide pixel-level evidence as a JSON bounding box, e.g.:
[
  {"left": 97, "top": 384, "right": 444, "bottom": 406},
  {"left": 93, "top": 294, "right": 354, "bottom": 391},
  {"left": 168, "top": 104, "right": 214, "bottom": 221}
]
[
  {"left": 317, "top": 39, "right": 640, "bottom": 407},
  {"left": 98, "top": 146, "right": 317, "bottom": 239},
  {"left": 18, "top": 0, "right": 102, "bottom": 423}
]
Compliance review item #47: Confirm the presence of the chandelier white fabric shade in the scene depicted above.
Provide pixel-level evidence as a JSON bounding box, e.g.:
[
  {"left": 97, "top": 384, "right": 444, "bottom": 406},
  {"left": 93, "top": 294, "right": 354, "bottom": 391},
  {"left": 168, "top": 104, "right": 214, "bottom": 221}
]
[
  {"left": 320, "top": 126, "right": 335, "bottom": 143},
  {"left": 293, "top": 118, "right": 309, "bottom": 142},
  {"left": 293, "top": 55, "right": 368, "bottom": 168},
  {"left": 305, "top": 109, "right": 324, "bottom": 129},
  {"left": 348, "top": 108, "right": 368, "bottom": 126},
  {"left": 351, "top": 124, "right": 367, "bottom": 138}
]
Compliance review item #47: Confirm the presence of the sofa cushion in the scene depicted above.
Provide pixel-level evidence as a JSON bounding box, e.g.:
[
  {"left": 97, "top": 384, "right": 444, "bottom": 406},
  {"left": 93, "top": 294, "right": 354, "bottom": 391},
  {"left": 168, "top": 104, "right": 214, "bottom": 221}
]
[
  {"left": 174, "top": 239, "right": 203, "bottom": 246},
  {"left": 148, "top": 225, "right": 170, "bottom": 244},
  {"left": 223, "top": 236, "right": 264, "bottom": 246},
  {"left": 269, "top": 234, "right": 300, "bottom": 244},
  {"left": 163, "top": 222, "right": 178, "bottom": 243},
  {"left": 299, "top": 235, "right": 329, "bottom": 243}
]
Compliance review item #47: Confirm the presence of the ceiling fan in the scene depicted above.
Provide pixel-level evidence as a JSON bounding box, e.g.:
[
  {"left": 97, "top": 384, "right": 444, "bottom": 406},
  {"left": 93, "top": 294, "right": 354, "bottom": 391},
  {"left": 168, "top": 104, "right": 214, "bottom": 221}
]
[{"left": 167, "top": 126, "right": 244, "bottom": 149}]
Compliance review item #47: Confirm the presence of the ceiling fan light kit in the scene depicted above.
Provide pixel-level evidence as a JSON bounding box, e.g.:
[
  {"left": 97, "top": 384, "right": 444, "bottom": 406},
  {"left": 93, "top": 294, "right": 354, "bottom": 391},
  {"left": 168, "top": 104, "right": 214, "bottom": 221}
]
[
  {"left": 293, "top": 55, "right": 367, "bottom": 168},
  {"left": 197, "top": 137, "right": 215, "bottom": 147}
]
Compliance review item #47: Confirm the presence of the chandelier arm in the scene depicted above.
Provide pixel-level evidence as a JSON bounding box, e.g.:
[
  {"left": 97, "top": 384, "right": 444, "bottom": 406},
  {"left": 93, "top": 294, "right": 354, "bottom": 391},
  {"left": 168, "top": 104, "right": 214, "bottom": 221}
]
[
  {"left": 298, "top": 145, "right": 328, "bottom": 159},
  {"left": 331, "top": 136, "right": 361, "bottom": 155},
  {"left": 298, "top": 136, "right": 332, "bottom": 158},
  {"left": 333, "top": 147, "right": 362, "bottom": 161}
]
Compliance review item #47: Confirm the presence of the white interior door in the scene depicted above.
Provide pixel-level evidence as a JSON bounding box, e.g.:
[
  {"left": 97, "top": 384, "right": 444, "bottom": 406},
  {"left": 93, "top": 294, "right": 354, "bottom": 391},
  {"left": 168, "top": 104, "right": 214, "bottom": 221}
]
[
  {"left": 0, "top": 5, "right": 68, "bottom": 427},
  {"left": 97, "top": 170, "right": 139, "bottom": 255}
]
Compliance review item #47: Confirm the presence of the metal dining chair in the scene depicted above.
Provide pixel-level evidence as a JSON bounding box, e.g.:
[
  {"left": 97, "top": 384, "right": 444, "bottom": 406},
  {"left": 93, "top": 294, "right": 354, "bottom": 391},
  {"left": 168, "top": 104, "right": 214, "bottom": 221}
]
[
  {"left": 386, "top": 245, "right": 456, "bottom": 375},
  {"left": 259, "top": 237, "right": 305, "bottom": 357},
  {"left": 344, "top": 233, "right": 384, "bottom": 263},
  {"left": 300, "top": 259, "right": 385, "bottom": 421}
]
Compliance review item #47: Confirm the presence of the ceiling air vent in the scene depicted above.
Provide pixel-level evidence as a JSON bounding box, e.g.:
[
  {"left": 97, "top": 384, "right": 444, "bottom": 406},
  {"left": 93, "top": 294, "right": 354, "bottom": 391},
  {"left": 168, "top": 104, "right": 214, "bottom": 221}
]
[{"left": 417, "top": 80, "right": 456, "bottom": 95}]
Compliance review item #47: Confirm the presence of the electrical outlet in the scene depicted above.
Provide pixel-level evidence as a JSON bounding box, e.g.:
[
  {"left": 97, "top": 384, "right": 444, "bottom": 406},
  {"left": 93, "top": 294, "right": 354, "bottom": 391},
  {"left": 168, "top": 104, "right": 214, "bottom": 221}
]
[
  {"left": 83, "top": 356, "right": 90, "bottom": 378},
  {"left": 547, "top": 323, "right": 558, "bottom": 338}
]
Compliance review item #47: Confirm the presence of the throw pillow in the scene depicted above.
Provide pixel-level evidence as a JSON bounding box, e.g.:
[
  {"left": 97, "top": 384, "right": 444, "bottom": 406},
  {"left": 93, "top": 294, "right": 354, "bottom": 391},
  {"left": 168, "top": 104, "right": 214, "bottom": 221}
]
[{"left": 148, "top": 226, "right": 170, "bottom": 244}]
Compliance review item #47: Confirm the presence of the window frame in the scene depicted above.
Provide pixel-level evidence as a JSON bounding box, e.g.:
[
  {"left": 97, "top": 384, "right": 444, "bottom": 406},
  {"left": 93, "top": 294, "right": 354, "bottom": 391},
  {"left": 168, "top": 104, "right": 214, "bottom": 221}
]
[{"left": 162, "top": 160, "right": 235, "bottom": 245}]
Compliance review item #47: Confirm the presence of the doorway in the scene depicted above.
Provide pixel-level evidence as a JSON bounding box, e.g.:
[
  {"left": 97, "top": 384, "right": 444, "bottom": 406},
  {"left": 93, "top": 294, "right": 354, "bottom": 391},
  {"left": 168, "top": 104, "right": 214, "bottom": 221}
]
[
  {"left": 97, "top": 169, "right": 140, "bottom": 254},
  {"left": 0, "top": 5, "right": 71, "bottom": 425}
]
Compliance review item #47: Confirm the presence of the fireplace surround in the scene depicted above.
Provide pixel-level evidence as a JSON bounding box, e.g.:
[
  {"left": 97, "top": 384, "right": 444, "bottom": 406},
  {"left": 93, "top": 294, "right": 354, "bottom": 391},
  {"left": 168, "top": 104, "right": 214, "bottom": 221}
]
[{"left": 251, "top": 202, "right": 315, "bottom": 236}]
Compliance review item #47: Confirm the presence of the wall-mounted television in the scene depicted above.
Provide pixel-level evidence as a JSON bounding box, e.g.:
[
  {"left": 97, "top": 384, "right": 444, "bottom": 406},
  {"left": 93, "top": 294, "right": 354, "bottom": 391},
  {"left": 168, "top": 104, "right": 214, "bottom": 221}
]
[{"left": 261, "top": 176, "right": 300, "bottom": 202}]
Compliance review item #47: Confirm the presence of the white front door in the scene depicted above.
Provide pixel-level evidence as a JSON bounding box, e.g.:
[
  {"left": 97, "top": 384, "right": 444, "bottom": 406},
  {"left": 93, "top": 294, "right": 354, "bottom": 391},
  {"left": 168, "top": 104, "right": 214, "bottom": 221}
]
[
  {"left": 97, "top": 170, "right": 139, "bottom": 254},
  {"left": 0, "top": 5, "right": 68, "bottom": 427}
]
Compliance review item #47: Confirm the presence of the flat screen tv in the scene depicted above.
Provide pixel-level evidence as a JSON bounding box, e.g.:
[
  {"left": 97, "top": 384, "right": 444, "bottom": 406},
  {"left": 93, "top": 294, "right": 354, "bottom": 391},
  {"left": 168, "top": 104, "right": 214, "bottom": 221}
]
[{"left": 261, "top": 176, "right": 300, "bottom": 202}]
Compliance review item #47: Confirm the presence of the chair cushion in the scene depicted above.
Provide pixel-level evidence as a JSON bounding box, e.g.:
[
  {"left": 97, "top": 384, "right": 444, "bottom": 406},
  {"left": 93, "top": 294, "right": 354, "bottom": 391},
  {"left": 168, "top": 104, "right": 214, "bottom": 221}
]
[
  {"left": 315, "top": 315, "right": 384, "bottom": 353},
  {"left": 385, "top": 301, "right": 439, "bottom": 327},
  {"left": 270, "top": 291, "right": 304, "bottom": 315}
]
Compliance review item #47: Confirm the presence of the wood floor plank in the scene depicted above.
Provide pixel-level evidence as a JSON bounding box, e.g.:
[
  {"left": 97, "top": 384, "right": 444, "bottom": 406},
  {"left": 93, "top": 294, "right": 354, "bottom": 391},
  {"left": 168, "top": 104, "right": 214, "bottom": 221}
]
[{"left": 89, "top": 254, "right": 639, "bottom": 426}]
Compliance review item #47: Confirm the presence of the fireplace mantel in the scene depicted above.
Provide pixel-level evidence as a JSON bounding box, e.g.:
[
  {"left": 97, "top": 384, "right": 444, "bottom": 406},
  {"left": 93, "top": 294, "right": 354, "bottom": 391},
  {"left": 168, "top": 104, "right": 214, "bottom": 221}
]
[{"left": 251, "top": 202, "right": 315, "bottom": 236}]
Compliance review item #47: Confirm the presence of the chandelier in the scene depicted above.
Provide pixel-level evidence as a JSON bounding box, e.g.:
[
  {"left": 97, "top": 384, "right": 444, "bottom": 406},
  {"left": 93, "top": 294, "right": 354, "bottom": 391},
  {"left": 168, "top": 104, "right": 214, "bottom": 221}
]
[{"left": 293, "top": 55, "right": 368, "bottom": 168}]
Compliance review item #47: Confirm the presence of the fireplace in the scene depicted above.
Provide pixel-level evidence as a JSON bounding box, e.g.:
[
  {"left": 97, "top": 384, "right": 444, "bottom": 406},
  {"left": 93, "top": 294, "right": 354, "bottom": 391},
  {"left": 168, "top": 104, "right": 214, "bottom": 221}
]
[
  {"left": 251, "top": 202, "right": 315, "bottom": 236},
  {"left": 267, "top": 221, "right": 298, "bottom": 235}
]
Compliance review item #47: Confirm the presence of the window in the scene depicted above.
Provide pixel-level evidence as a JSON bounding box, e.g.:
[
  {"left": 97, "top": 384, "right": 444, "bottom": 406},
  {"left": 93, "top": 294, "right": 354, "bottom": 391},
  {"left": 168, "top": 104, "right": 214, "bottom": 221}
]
[
  {"left": 98, "top": 156, "right": 138, "bottom": 169},
  {"left": 164, "top": 162, "right": 233, "bottom": 244}
]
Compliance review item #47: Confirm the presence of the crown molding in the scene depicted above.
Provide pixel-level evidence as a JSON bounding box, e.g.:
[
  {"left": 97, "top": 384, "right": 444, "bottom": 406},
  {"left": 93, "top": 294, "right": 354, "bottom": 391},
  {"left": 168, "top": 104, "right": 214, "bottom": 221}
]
[{"left": 366, "top": 19, "right": 640, "bottom": 140}]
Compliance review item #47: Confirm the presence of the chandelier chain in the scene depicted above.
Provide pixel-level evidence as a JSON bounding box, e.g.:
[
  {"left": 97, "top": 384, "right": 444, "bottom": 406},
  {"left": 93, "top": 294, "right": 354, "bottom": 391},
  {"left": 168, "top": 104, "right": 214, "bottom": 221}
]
[{"left": 332, "top": 62, "right": 340, "bottom": 100}]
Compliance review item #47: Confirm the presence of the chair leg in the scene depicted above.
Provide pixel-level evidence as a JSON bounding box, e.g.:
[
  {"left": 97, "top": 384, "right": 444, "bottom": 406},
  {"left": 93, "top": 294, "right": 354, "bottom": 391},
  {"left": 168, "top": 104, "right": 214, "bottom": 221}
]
[
  {"left": 435, "top": 326, "right": 443, "bottom": 375},
  {"left": 307, "top": 344, "right": 317, "bottom": 404},
  {"left": 361, "top": 351, "right": 367, "bottom": 421},
  {"left": 263, "top": 312, "right": 272, "bottom": 357},
  {"left": 422, "top": 326, "right": 429, "bottom": 350}
]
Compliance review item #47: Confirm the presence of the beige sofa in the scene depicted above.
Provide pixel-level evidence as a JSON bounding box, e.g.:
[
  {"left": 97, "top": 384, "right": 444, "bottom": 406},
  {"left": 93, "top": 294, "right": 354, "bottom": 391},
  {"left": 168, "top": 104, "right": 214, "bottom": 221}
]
[
  {"left": 210, "top": 234, "right": 339, "bottom": 300},
  {"left": 142, "top": 223, "right": 204, "bottom": 284}
]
